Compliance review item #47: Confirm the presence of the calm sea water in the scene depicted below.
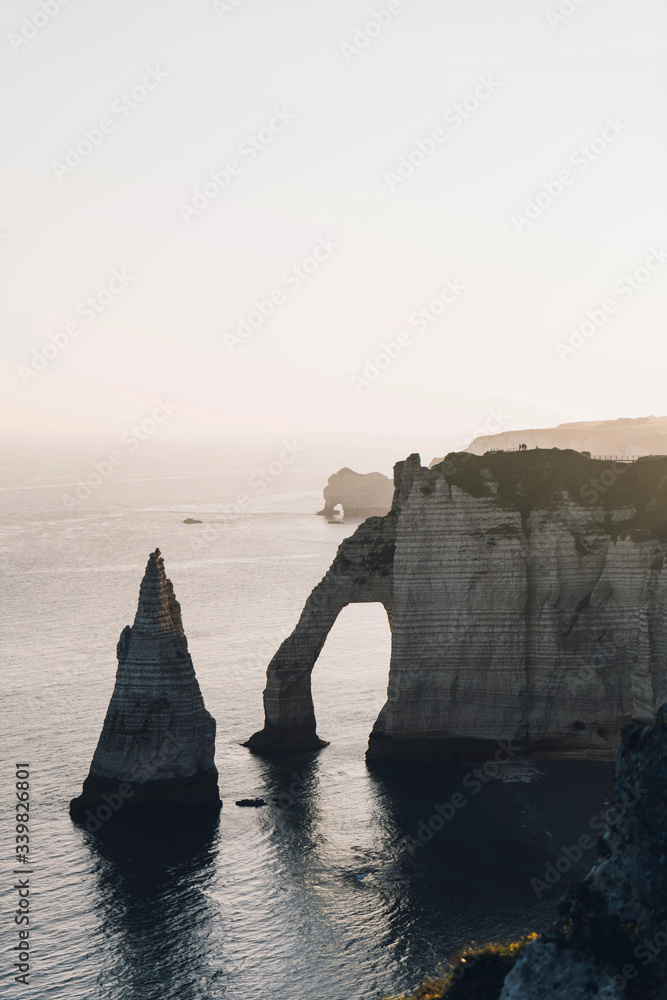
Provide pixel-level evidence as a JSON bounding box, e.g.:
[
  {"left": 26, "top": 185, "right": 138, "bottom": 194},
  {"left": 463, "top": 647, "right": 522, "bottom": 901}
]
[{"left": 0, "top": 449, "right": 613, "bottom": 999}]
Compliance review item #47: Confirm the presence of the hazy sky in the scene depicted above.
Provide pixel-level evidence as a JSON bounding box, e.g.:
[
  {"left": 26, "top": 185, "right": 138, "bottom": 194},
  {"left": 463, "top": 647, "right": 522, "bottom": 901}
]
[{"left": 2, "top": 0, "right": 666, "bottom": 461}]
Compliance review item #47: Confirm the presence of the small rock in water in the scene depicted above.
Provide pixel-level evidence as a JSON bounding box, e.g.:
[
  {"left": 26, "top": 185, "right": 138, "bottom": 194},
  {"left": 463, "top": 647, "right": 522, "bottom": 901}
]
[{"left": 183, "top": 518, "right": 202, "bottom": 524}]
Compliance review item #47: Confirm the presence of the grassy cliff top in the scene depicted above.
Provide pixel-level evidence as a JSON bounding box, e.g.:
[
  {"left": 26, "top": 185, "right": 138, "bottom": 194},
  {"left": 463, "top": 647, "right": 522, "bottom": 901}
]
[{"left": 428, "top": 449, "right": 667, "bottom": 540}]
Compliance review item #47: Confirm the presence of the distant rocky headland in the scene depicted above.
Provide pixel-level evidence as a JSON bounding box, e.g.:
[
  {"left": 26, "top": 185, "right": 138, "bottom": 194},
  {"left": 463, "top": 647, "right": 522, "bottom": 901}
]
[
  {"left": 430, "top": 415, "right": 667, "bottom": 465},
  {"left": 70, "top": 549, "right": 220, "bottom": 825},
  {"left": 316, "top": 467, "right": 394, "bottom": 518},
  {"left": 249, "top": 448, "right": 667, "bottom": 762}
]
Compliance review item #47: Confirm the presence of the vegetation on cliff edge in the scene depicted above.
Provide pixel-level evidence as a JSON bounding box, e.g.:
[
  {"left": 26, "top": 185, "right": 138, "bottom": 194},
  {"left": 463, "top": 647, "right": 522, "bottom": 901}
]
[
  {"left": 383, "top": 934, "right": 538, "bottom": 1000},
  {"left": 431, "top": 449, "right": 667, "bottom": 540}
]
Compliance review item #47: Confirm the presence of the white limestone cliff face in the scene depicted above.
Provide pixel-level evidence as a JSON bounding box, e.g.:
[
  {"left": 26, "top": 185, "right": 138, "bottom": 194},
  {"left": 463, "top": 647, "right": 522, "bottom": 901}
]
[
  {"left": 428, "top": 414, "right": 667, "bottom": 463},
  {"left": 316, "top": 467, "right": 394, "bottom": 518},
  {"left": 248, "top": 450, "right": 667, "bottom": 761},
  {"left": 70, "top": 549, "right": 220, "bottom": 818}
]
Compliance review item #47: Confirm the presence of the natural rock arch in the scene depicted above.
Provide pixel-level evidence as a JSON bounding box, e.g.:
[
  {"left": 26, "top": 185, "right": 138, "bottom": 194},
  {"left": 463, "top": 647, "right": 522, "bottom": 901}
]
[
  {"left": 316, "top": 468, "right": 394, "bottom": 519},
  {"left": 245, "top": 513, "right": 396, "bottom": 751},
  {"left": 248, "top": 451, "right": 667, "bottom": 763}
]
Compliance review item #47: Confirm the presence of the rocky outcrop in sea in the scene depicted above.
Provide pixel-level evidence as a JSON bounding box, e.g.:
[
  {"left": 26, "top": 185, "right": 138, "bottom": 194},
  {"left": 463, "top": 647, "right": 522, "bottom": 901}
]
[
  {"left": 316, "top": 467, "right": 394, "bottom": 518},
  {"left": 70, "top": 549, "right": 220, "bottom": 823},
  {"left": 248, "top": 449, "right": 667, "bottom": 762}
]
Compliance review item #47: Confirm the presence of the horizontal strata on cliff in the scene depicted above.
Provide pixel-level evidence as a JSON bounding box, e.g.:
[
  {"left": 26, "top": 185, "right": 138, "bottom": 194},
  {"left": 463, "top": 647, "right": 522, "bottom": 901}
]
[
  {"left": 248, "top": 449, "right": 667, "bottom": 762},
  {"left": 70, "top": 549, "right": 220, "bottom": 819}
]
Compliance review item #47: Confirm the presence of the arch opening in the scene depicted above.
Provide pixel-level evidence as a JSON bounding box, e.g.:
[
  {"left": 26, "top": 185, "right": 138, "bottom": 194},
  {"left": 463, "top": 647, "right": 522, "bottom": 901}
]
[{"left": 311, "top": 602, "right": 392, "bottom": 750}]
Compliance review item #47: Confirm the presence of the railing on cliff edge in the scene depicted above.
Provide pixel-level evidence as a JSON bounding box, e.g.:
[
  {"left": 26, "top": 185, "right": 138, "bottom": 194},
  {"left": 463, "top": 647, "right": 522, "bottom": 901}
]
[{"left": 485, "top": 448, "right": 640, "bottom": 463}]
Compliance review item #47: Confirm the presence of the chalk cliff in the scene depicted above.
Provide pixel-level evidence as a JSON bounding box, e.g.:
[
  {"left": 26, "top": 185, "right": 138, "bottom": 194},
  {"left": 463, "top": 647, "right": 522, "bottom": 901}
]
[
  {"left": 316, "top": 467, "right": 394, "bottom": 518},
  {"left": 499, "top": 707, "right": 667, "bottom": 1000},
  {"left": 248, "top": 449, "right": 667, "bottom": 762},
  {"left": 70, "top": 549, "right": 220, "bottom": 820},
  {"left": 429, "top": 415, "right": 667, "bottom": 464}
]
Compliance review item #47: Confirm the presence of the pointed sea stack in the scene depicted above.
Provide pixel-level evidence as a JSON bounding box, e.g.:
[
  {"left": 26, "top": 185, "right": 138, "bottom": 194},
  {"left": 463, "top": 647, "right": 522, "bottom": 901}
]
[{"left": 70, "top": 549, "right": 221, "bottom": 823}]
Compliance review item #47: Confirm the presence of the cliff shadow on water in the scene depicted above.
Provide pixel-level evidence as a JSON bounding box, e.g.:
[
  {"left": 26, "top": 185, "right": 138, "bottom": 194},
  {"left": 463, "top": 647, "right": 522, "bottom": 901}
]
[
  {"left": 83, "top": 812, "right": 221, "bottom": 1000},
  {"left": 362, "top": 760, "right": 615, "bottom": 966}
]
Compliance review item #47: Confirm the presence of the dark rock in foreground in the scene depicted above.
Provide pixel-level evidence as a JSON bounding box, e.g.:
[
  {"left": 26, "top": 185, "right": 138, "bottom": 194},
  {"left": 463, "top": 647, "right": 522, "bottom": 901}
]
[
  {"left": 390, "top": 709, "right": 667, "bottom": 999},
  {"left": 70, "top": 549, "right": 220, "bottom": 825},
  {"left": 499, "top": 706, "right": 667, "bottom": 999}
]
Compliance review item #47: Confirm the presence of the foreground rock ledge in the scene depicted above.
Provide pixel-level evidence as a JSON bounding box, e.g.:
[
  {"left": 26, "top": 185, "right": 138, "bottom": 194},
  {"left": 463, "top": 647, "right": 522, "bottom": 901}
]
[
  {"left": 248, "top": 449, "right": 667, "bottom": 761},
  {"left": 70, "top": 549, "right": 220, "bottom": 822},
  {"left": 498, "top": 706, "right": 667, "bottom": 1000},
  {"left": 384, "top": 709, "right": 667, "bottom": 999}
]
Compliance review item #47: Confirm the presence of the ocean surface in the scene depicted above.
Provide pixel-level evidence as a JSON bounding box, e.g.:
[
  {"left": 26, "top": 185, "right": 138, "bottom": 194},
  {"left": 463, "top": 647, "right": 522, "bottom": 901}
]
[{"left": 0, "top": 450, "right": 614, "bottom": 999}]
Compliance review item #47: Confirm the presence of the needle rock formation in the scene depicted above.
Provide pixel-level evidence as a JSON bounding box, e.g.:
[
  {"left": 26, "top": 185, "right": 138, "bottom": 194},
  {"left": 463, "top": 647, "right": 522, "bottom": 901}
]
[
  {"left": 248, "top": 449, "right": 667, "bottom": 762},
  {"left": 70, "top": 549, "right": 220, "bottom": 820}
]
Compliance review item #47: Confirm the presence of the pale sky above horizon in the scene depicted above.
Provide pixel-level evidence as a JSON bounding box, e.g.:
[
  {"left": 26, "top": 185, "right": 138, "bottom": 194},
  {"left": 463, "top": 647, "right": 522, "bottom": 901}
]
[{"left": 1, "top": 0, "right": 667, "bottom": 463}]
